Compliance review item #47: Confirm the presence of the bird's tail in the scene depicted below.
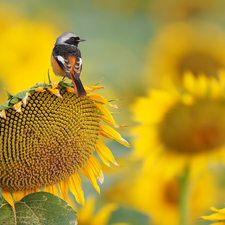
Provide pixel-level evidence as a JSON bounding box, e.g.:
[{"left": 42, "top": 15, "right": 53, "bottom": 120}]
[{"left": 71, "top": 74, "right": 86, "bottom": 97}]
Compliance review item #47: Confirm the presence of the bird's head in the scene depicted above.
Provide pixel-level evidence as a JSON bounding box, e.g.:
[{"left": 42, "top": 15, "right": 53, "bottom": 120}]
[{"left": 55, "top": 32, "right": 86, "bottom": 47}]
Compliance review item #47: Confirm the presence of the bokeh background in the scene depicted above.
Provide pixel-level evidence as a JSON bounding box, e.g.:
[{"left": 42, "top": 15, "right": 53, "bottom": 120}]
[{"left": 2, "top": 0, "right": 225, "bottom": 224}]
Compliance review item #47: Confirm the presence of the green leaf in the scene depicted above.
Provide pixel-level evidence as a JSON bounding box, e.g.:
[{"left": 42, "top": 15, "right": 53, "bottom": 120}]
[
  {"left": 0, "top": 99, "right": 11, "bottom": 111},
  {"left": 0, "top": 198, "right": 15, "bottom": 224},
  {"left": 0, "top": 192, "right": 78, "bottom": 225}
]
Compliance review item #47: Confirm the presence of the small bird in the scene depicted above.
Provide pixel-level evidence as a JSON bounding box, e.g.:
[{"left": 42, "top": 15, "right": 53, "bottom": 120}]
[{"left": 51, "top": 32, "right": 86, "bottom": 96}]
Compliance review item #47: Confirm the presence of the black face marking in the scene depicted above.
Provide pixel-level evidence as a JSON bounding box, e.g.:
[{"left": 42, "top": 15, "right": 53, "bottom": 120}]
[{"left": 65, "top": 36, "right": 80, "bottom": 46}]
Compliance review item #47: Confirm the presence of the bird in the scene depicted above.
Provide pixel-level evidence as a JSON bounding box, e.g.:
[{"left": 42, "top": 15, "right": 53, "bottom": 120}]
[{"left": 51, "top": 32, "right": 86, "bottom": 96}]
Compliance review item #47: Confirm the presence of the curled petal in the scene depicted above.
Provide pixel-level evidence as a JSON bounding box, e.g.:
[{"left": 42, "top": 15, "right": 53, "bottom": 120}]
[
  {"left": 95, "top": 103, "right": 119, "bottom": 128},
  {"left": 90, "top": 95, "right": 120, "bottom": 110},
  {"left": 66, "top": 87, "right": 76, "bottom": 94},
  {"left": 84, "top": 85, "right": 105, "bottom": 94},
  {"left": 51, "top": 81, "right": 59, "bottom": 89},
  {"left": 35, "top": 86, "right": 46, "bottom": 92},
  {"left": 48, "top": 88, "right": 62, "bottom": 98},
  {"left": 22, "top": 92, "right": 30, "bottom": 105},
  {"left": 13, "top": 101, "right": 22, "bottom": 113},
  {"left": 96, "top": 141, "right": 119, "bottom": 168},
  {"left": 99, "top": 124, "right": 130, "bottom": 148},
  {"left": 81, "top": 155, "right": 104, "bottom": 194},
  {"left": 0, "top": 109, "right": 6, "bottom": 119}
]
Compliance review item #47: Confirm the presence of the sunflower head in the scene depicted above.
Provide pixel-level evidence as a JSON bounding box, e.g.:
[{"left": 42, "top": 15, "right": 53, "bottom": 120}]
[
  {"left": 145, "top": 21, "right": 225, "bottom": 87},
  {"left": 0, "top": 81, "right": 130, "bottom": 207},
  {"left": 132, "top": 72, "right": 225, "bottom": 177}
]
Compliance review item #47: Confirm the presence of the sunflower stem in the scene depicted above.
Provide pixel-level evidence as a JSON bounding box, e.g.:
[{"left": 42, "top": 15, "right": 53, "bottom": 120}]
[{"left": 179, "top": 167, "right": 190, "bottom": 225}]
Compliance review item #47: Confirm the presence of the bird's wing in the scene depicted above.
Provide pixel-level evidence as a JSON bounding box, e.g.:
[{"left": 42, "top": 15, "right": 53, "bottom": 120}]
[
  {"left": 52, "top": 53, "right": 72, "bottom": 77},
  {"left": 72, "top": 56, "right": 82, "bottom": 79}
]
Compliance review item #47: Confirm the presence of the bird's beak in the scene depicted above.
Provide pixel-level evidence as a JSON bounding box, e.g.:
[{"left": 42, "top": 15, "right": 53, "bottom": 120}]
[{"left": 79, "top": 39, "right": 86, "bottom": 42}]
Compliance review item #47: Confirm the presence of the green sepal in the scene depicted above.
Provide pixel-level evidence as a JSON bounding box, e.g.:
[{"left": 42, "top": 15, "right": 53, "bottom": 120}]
[
  {"left": 30, "top": 83, "right": 45, "bottom": 90},
  {"left": 43, "top": 83, "right": 52, "bottom": 89},
  {"left": 10, "top": 98, "right": 19, "bottom": 104},
  {"left": 48, "top": 69, "right": 52, "bottom": 84},
  {"left": 13, "top": 90, "right": 29, "bottom": 100},
  {"left": 3, "top": 88, "right": 13, "bottom": 99},
  {"left": 93, "top": 76, "right": 105, "bottom": 86},
  {"left": 59, "top": 82, "right": 74, "bottom": 88},
  {"left": 0, "top": 100, "right": 11, "bottom": 111},
  {"left": 108, "top": 99, "right": 120, "bottom": 103}
]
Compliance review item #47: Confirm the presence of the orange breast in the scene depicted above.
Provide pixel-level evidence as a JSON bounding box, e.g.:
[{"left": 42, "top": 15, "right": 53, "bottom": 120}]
[{"left": 51, "top": 55, "right": 66, "bottom": 77}]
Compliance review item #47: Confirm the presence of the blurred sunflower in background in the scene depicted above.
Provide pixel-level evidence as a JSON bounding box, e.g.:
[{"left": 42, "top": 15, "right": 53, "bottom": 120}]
[
  {"left": 69, "top": 197, "right": 119, "bottom": 225},
  {"left": 132, "top": 72, "right": 225, "bottom": 178},
  {"left": 0, "top": 8, "right": 58, "bottom": 102},
  {"left": 144, "top": 21, "right": 225, "bottom": 87},
  {"left": 104, "top": 170, "right": 221, "bottom": 225}
]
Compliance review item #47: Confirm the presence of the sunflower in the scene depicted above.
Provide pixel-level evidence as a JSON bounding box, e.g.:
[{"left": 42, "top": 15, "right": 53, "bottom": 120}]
[
  {"left": 0, "top": 14, "right": 58, "bottom": 96},
  {"left": 69, "top": 196, "right": 118, "bottom": 225},
  {"left": 132, "top": 72, "right": 225, "bottom": 178},
  {"left": 0, "top": 81, "right": 130, "bottom": 207},
  {"left": 144, "top": 21, "right": 225, "bottom": 87},
  {"left": 104, "top": 171, "right": 219, "bottom": 225},
  {"left": 202, "top": 207, "right": 225, "bottom": 225}
]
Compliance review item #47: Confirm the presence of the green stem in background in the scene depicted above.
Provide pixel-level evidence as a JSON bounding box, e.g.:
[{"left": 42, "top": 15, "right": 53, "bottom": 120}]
[{"left": 179, "top": 167, "right": 190, "bottom": 225}]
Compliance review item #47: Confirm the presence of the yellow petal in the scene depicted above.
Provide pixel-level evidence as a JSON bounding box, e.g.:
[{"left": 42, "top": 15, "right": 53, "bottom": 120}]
[
  {"left": 0, "top": 109, "right": 6, "bottom": 119},
  {"left": 22, "top": 92, "right": 30, "bottom": 105},
  {"left": 44, "top": 185, "right": 59, "bottom": 197},
  {"left": 35, "top": 86, "right": 46, "bottom": 92},
  {"left": 19, "top": 190, "right": 26, "bottom": 199},
  {"left": 13, "top": 101, "right": 22, "bottom": 113},
  {"left": 58, "top": 179, "right": 69, "bottom": 202},
  {"left": 68, "top": 173, "right": 85, "bottom": 206},
  {"left": 95, "top": 103, "right": 119, "bottom": 128},
  {"left": 90, "top": 95, "right": 119, "bottom": 110},
  {"left": 66, "top": 87, "right": 76, "bottom": 94},
  {"left": 183, "top": 71, "right": 196, "bottom": 93},
  {"left": 23, "top": 189, "right": 40, "bottom": 196},
  {"left": 96, "top": 141, "right": 119, "bottom": 168},
  {"left": 78, "top": 197, "right": 95, "bottom": 223},
  {"left": 81, "top": 156, "right": 103, "bottom": 194},
  {"left": 202, "top": 213, "right": 225, "bottom": 221},
  {"left": 92, "top": 203, "right": 117, "bottom": 224},
  {"left": 99, "top": 125, "right": 130, "bottom": 148},
  {"left": 48, "top": 88, "right": 62, "bottom": 98},
  {"left": 100, "top": 116, "right": 128, "bottom": 128},
  {"left": 2, "top": 189, "right": 14, "bottom": 208},
  {"left": 13, "top": 190, "right": 23, "bottom": 202},
  {"left": 210, "top": 206, "right": 225, "bottom": 213},
  {"left": 51, "top": 81, "right": 59, "bottom": 89},
  {"left": 84, "top": 85, "right": 104, "bottom": 94}
]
